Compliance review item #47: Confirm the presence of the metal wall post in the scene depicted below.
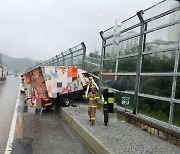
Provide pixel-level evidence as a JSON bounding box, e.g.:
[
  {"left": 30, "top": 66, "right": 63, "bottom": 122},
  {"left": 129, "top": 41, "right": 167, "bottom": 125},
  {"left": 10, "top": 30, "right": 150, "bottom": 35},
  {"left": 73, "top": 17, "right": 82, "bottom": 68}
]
[
  {"left": 168, "top": 29, "right": 180, "bottom": 125},
  {"left": 114, "top": 25, "right": 121, "bottom": 80},
  {"left": 61, "top": 53, "right": 65, "bottom": 66},
  {"left": 69, "top": 48, "right": 73, "bottom": 66},
  {"left": 53, "top": 57, "right": 56, "bottom": 66},
  {"left": 133, "top": 11, "right": 145, "bottom": 114},
  {"left": 56, "top": 55, "right": 59, "bottom": 66},
  {"left": 81, "top": 42, "right": 86, "bottom": 70},
  {"left": 99, "top": 31, "right": 106, "bottom": 96}
]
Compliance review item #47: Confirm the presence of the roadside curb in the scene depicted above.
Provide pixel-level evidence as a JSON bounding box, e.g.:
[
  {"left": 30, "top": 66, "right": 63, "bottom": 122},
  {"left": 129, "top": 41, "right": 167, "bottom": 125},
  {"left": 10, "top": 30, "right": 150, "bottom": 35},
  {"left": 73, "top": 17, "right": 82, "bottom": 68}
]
[{"left": 59, "top": 108, "right": 113, "bottom": 154}]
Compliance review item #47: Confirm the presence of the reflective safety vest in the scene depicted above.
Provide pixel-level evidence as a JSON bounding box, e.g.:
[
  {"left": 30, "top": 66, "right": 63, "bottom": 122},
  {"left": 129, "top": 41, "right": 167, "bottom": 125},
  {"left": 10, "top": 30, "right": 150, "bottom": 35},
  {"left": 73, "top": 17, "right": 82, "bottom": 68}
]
[
  {"left": 108, "top": 97, "right": 114, "bottom": 103},
  {"left": 102, "top": 96, "right": 107, "bottom": 104},
  {"left": 89, "top": 96, "right": 100, "bottom": 101},
  {"left": 102, "top": 96, "right": 114, "bottom": 104},
  {"left": 89, "top": 105, "right": 97, "bottom": 108},
  {"left": 88, "top": 81, "right": 94, "bottom": 88}
]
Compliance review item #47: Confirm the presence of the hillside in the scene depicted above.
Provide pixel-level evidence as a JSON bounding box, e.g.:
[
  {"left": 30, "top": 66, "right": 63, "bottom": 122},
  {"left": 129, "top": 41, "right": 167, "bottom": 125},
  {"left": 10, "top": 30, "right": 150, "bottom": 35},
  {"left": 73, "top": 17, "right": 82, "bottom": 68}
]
[{"left": 0, "top": 53, "right": 42, "bottom": 73}]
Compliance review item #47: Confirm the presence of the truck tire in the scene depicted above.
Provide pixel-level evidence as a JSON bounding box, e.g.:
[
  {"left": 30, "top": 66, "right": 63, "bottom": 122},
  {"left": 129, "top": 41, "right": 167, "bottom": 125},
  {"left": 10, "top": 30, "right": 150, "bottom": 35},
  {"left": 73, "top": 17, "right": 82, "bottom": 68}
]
[
  {"left": 62, "top": 97, "right": 71, "bottom": 107},
  {"left": 45, "top": 104, "right": 54, "bottom": 110}
]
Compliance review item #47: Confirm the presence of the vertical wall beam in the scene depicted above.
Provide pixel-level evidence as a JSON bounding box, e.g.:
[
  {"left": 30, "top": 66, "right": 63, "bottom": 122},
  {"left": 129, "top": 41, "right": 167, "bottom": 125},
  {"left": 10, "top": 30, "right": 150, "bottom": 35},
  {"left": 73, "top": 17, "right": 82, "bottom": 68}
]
[
  {"left": 61, "top": 53, "right": 65, "bottom": 66},
  {"left": 81, "top": 42, "right": 86, "bottom": 70},
  {"left": 114, "top": 24, "right": 121, "bottom": 80},
  {"left": 99, "top": 31, "right": 106, "bottom": 96},
  {"left": 133, "top": 11, "right": 145, "bottom": 114},
  {"left": 69, "top": 48, "right": 73, "bottom": 66},
  {"left": 56, "top": 55, "right": 59, "bottom": 66},
  {"left": 169, "top": 29, "right": 180, "bottom": 125}
]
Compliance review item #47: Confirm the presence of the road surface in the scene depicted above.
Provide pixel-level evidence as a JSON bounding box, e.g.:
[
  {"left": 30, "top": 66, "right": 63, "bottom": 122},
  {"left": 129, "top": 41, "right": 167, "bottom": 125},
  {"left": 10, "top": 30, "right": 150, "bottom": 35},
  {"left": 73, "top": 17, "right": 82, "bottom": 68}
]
[
  {"left": 0, "top": 75, "right": 20, "bottom": 153},
  {"left": 12, "top": 89, "right": 91, "bottom": 154}
]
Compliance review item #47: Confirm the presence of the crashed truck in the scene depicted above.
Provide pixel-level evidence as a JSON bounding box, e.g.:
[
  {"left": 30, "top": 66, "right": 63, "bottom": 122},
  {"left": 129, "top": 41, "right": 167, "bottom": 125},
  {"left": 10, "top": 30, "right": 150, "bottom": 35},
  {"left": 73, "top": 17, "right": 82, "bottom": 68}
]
[
  {"left": 22, "top": 66, "right": 90, "bottom": 109},
  {"left": 0, "top": 65, "right": 7, "bottom": 81}
]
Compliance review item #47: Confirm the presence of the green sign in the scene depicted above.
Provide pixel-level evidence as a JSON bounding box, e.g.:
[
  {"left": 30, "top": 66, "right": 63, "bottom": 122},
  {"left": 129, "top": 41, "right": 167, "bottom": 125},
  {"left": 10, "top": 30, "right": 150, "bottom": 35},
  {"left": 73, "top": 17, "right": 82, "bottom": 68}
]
[{"left": 122, "top": 97, "right": 130, "bottom": 105}]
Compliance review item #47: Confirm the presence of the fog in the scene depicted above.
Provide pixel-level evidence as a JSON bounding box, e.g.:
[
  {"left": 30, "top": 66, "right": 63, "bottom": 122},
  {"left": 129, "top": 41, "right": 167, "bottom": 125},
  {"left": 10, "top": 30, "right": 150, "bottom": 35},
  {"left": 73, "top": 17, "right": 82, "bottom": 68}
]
[{"left": 0, "top": 0, "right": 161, "bottom": 60}]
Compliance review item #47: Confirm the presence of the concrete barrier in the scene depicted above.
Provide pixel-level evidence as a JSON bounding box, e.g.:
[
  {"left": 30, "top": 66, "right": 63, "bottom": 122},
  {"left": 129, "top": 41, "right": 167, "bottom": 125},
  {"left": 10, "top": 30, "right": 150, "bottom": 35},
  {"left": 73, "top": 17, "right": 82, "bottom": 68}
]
[{"left": 59, "top": 108, "right": 113, "bottom": 154}]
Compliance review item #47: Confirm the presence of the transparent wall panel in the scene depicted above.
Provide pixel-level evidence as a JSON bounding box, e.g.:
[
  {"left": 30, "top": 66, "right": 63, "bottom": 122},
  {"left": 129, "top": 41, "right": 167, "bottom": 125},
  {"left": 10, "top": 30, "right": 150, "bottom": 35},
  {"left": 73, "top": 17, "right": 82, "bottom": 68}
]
[
  {"left": 73, "top": 50, "right": 83, "bottom": 57},
  {"left": 145, "top": 25, "right": 179, "bottom": 52},
  {"left": 103, "top": 27, "right": 114, "bottom": 38},
  {"left": 175, "top": 77, "right": 180, "bottom": 99},
  {"left": 88, "top": 57, "right": 101, "bottom": 65},
  {"left": 71, "top": 44, "right": 83, "bottom": 52},
  {"left": 73, "top": 55, "right": 83, "bottom": 66},
  {"left": 139, "top": 97, "right": 170, "bottom": 123},
  {"left": 121, "top": 15, "right": 139, "bottom": 31},
  {"left": 76, "top": 44, "right": 83, "bottom": 50},
  {"left": 65, "top": 58, "right": 72, "bottom": 66},
  {"left": 85, "top": 62, "right": 91, "bottom": 72},
  {"left": 117, "top": 75, "right": 136, "bottom": 91},
  {"left": 142, "top": 0, "right": 179, "bottom": 20},
  {"left": 142, "top": 51, "right": 175, "bottom": 73},
  {"left": 115, "top": 92, "right": 134, "bottom": 110},
  {"left": 120, "top": 27, "right": 140, "bottom": 40},
  {"left": 102, "top": 75, "right": 114, "bottom": 81},
  {"left": 57, "top": 57, "right": 63, "bottom": 66},
  {"left": 64, "top": 54, "right": 71, "bottom": 60},
  {"left": 118, "top": 57, "right": 137, "bottom": 72},
  {"left": 140, "top": 76, "right": 172, "bottom": 97},
  {"left": 105, "top": 45, "right": 116, "bottom": 59},
  {"left": 89, "top": 64, "right": 100, "bottom": 74},
  {"left": 103, "top": 60, "right": 116, "bottom": 73},
  {"left": 106, "top": 37, "right": 114, "bottom": 46},
  {"left": 85, "top": 56, "right": 91, "bottom": 62},
  {"left": 55, "top": 61, "right": 59, "bottom": 66},
  {"left": 59, "top": 61, "right": 64, "bottom": 66},
  {"left": 76, "top": 64, "right": 82, "bottom": 69},
  {"left": 172, "top": 103, "right": 180, "bottom": 127},
  {"left": 91, "top": 71, "right": 99, "bottom": 78},
  {"left": 147, "top": 11, "right": 180, "bottom": 31},
  {"left": 119, "top": 36, "right": 140, "bottom": 55},
  {"left": 101, "top": 75, "right": 115, "bottom": 87}
]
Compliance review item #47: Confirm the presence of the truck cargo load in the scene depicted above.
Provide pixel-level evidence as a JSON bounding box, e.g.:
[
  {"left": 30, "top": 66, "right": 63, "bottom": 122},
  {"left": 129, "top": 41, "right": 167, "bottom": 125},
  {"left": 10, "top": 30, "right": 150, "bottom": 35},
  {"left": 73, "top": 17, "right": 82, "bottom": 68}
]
[{"left": 23, "top": 66, "right": 89, "bottom": 109}]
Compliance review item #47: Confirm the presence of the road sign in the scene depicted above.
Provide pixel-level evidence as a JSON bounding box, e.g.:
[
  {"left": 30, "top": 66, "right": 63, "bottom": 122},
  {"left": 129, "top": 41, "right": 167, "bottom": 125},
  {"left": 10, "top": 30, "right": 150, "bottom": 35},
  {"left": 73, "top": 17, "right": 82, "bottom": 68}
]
[{"left": 122, "top": 97, "right": 130, "bottom": 105}]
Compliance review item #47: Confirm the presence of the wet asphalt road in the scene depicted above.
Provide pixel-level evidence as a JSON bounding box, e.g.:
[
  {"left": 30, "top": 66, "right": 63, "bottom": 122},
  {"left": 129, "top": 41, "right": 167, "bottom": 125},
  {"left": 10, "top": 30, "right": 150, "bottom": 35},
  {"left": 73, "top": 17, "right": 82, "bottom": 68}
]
[
  {"left": 12, "top": 91, "right": 92, "bottom": 154},
  {"left": 0, "top": 75, "right": 20, "bottom": 154}
]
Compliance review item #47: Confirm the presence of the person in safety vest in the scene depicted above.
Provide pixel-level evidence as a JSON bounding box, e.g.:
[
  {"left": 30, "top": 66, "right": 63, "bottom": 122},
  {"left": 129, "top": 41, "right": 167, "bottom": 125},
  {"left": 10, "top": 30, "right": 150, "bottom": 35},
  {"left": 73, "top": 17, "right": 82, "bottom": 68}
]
[
  {"left": 86, "top": 86, "right": 100, "bottom": 126},
  {"left": 88, "top": 77, "right": 94, "bottom": 90},
  {"left": 102, "top": 88, "right": 115, "bottom": 126}
]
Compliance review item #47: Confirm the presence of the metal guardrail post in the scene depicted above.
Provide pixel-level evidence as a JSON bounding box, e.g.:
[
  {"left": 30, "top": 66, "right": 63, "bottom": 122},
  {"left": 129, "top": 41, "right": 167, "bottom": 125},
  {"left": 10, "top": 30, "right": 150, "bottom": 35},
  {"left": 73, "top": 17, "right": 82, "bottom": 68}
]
[
  {"left": 133, "top": 11, "right": 146, "bottom": 114},
  {"left": 81, "top": 42, "right": 86, "bottom": 70}
]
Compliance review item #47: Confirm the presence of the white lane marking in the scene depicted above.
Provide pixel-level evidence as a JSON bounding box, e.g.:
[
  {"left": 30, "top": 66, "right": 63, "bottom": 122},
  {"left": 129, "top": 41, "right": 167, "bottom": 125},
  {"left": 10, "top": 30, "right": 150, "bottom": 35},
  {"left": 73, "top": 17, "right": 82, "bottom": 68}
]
[{"left": 5, "top": 84, "right": 21, "bottom": 154}]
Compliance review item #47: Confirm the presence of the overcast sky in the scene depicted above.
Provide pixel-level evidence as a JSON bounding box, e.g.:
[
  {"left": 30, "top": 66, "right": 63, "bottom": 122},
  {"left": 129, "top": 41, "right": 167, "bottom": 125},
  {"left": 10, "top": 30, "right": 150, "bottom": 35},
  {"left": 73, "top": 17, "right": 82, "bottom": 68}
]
[{"left": 0, "top": 0, "right": 162, "bottom": 60}]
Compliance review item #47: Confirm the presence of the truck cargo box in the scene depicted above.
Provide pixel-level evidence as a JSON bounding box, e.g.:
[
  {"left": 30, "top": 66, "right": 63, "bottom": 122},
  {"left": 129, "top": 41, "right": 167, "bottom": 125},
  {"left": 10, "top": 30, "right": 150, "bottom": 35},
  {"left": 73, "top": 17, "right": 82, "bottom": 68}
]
[{"left": 23, "top": 66, "right": 88, "bottom": 109}]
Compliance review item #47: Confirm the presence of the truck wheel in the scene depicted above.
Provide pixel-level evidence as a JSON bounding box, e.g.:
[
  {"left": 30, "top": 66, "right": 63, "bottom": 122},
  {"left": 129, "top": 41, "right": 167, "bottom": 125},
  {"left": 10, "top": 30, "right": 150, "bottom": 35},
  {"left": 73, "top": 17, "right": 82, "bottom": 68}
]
[
  {"left": 62, "top": 97, "right": 70, "bottom": 107},
  {"left": 45, "top": 105, "right": 54, "bottom": 110}
]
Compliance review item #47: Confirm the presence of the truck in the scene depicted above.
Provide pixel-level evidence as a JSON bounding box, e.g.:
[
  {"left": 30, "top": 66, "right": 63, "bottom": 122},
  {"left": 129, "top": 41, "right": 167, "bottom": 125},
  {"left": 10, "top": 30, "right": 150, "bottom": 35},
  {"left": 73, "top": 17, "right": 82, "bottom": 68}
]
[
  {"left": 22, "top": 66, "right": 89, "bottom": 109},
  {"left": 0, "top": 65, "right": 7, "bottom": 81}
]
